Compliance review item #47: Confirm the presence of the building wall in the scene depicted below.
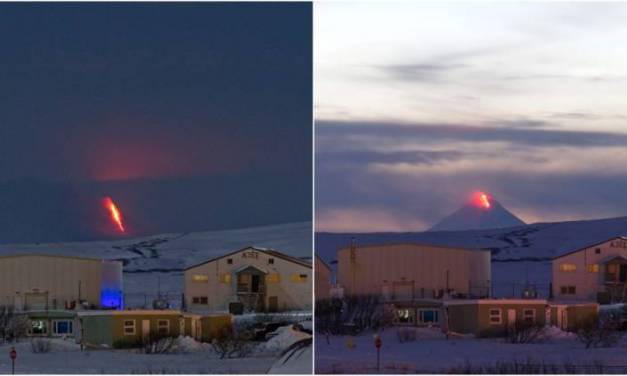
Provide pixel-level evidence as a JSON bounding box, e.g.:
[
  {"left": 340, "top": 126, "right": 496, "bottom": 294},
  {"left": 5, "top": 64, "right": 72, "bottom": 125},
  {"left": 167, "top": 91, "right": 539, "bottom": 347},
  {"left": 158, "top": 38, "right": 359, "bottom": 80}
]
[
  {"left": 446, "top": 300, "right": 548, "bottom": 337},
  {"left": 315, "top": 255, "right": 332, "bottom": 301},
  {"left": 185, "top": 248, "right": 312, "bottom": 312},
  {"left": 552, "top": 238, "right": 627, "bottom": 301},
  {"left": 79, "top": 312, "right": 184, "bottom": 347},
  {"left": 337, "top": 244, "right": 491, "bottom": 299},
  {"left": 0, "top": 255, "right": 122, "bottom": 309}
]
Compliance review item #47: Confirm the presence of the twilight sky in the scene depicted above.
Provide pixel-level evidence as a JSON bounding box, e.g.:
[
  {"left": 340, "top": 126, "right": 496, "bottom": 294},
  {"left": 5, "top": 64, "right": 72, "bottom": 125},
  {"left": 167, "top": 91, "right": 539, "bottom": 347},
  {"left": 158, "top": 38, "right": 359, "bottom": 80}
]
[
  {"left": 315, "top": 2, "right": 627, "bottom": 232},
  {"left": 0, "top": 3, "right": 312, "bottom": 243}
]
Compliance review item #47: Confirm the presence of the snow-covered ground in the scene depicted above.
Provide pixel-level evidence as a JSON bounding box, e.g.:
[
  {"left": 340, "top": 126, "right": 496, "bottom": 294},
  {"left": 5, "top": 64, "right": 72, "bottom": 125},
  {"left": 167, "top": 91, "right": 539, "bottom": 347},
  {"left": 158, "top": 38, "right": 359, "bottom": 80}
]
[
  {"left": 0, "top": 323, "right": 312, "bottom": 374},
  {"left": 0, "top": 221, "right": 312, "bottom": 308},
  {"left": 315, "top": 327, "right": 627, "bottom": 374}
]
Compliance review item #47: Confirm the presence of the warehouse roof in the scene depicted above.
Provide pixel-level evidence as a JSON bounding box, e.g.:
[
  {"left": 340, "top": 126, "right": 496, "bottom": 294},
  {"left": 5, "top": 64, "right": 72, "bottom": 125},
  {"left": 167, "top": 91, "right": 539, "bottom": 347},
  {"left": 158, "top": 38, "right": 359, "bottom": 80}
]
[
  {"left": 337, "top": 242, "right": 490, "bottom": 254},
  {"left": 552, "top": 236, "right": 627, "bottom": 260}
]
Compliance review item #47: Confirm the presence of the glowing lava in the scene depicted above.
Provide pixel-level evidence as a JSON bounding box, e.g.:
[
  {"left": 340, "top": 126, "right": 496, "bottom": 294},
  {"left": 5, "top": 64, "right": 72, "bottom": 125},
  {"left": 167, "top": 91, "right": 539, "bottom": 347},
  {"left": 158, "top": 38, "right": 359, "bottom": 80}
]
[
  {"left": 471, "top": 191, "right": 491, "bottom": 209},
  {"left": 103, "top": 196, "right": 125, "bottom": 232}
]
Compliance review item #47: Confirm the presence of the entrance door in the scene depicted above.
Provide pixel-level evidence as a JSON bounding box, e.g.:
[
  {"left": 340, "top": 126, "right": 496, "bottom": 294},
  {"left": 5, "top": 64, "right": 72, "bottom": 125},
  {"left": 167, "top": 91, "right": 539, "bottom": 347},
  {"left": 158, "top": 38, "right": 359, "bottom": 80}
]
[
  {"left": 620, "top": 265, "right": 627, "bottom": 282},
  {"left": 142, "top": 319, "right": 150, "bottom": 340},
  {"left": 561, "top": 309, "right": 568, "bottom": 330},
  {"left": 507, "top": 309, "right": 517, "bottom": 328},
  {"left": 268, "top": 296, "right": 278, "bottom": 312},
  {"left": 251, "top": 275, "right": 260, "bottom": 293}
]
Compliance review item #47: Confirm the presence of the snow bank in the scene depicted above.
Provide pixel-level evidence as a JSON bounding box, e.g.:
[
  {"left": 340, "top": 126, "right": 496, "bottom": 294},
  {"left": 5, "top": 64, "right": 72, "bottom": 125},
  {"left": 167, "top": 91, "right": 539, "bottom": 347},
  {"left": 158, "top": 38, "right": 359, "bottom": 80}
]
[{"left": 258, "top": 325, "right": 312, "bottom": 354}]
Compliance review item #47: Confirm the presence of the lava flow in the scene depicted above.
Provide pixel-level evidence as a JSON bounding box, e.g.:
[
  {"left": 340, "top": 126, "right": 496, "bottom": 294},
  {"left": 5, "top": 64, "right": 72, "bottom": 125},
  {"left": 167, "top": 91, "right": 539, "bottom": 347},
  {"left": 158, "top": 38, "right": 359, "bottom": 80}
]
[
  {"left": 471, "top": 191, "right": 491, "bottom": 209},
  {"left": 103, "top": 196, "right": 125, "bottom": 232}
]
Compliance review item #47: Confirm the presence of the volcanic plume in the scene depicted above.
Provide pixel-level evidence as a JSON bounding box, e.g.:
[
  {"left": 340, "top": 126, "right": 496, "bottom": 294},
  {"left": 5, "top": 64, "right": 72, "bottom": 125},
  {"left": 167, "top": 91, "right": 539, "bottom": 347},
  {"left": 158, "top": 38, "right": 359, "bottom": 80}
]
[
  {"left": 429, "top": 191, "right": 525, "bottom": 231},
  {"left": 103, "top": 196, "right": 125, "bottom": 233}
]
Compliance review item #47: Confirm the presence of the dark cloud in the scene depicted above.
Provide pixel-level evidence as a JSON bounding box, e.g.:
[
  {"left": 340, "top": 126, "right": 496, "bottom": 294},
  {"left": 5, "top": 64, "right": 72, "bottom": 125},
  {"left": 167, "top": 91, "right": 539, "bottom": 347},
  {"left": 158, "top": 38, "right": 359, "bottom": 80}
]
[
  {"left": 316, "top": 119, "right": 627, "bottom": 231},
  {"left": 317, "top": 120, "right": 627, "bottom": 147},
  {"left": 373, "top": 63, "right": 468, "bottom": 82}
]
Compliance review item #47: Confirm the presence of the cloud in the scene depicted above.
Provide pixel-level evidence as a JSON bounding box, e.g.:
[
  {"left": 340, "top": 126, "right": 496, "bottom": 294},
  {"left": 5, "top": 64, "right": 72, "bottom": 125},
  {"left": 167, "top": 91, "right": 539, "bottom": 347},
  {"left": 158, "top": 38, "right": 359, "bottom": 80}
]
[
  {"left": 316, "top": 118, "right": 627, "bottom": 232},
  {"left": 372, "top": 62, "right": 468, "bottom": 82}
]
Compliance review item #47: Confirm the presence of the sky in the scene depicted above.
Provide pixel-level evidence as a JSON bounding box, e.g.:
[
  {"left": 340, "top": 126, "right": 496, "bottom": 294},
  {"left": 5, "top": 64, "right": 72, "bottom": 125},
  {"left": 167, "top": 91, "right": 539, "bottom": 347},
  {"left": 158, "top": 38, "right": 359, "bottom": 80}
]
[
  {"left": 0, "top": 3, "right": 312, "bottom": 243},
  {"left": 315, "top": 2, "right": 627, "bottom": 232}
]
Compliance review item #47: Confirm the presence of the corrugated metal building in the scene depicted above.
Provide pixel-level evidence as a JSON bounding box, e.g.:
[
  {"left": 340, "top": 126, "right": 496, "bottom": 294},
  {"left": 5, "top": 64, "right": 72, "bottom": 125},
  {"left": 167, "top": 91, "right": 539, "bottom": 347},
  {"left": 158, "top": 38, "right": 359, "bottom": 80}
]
[
  {"left": 337, "top": 243, "right": 491, "bottom": 300},
  {"left": 184, "top": 247, "right": 312, "bottom": 313},
  {"left": 0, "top": 254, "right": 123, "bottom": 310}
]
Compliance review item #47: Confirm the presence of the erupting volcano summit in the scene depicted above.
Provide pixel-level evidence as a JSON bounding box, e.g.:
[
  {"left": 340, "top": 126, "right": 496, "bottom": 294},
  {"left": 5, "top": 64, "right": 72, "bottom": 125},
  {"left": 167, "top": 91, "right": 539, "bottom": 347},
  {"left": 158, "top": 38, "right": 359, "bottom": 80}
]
[{"left": 429, "top": 191, "right": 525, "bottom": 231}]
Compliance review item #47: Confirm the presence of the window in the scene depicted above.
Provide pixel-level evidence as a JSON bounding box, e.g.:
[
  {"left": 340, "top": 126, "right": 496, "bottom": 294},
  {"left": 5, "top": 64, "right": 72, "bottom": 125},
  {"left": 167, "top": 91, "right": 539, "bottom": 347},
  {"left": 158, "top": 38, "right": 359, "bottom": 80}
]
[
  {"left": 192, "top": 296, "right": 208, "bottom": 305},
  {"left": 395, "top": 309, "right": 415, "bottom": 324},
  {"left": 192, "top": 274, "right": 208, "bottom": 283},
  {"left": 489, "top": 308, "right": 502, "bottom": 324},
  {"left": 53, "top": 320, "right": 73, "bottom": 335},
  {"left": 596, "top": 248, "right": 601, "bottom": 254},
  {"left": 268, "top": 258, "right": 274, "bottom": 265},
  {"left": 559, "top": 264, "right": 577, "bottom": 272},
  {"left": 418, "top": 309, "right": 439, "bottom": 324},
  {"left": 522, "top": 309, "right": 535, "bottom": 324},
  {"left": 157, "top": 320, "right": 170, "bottom": 335},
  {"left": 266, "top": 273, "right": 281, "bottom": 283},
  {"left": 123, "top": 320, "right": 136, "bottom": 335},
  {"left": 219, "top": 273, "right": 231, "bottom": 283},
  {"left": 587, "top": 264, "right": 599, "bottom": 273},
  {"left": 560, "top": 286, "right": 576, "bottom": 295},
  {"left": 227, "top": 258, "right": 233, "bottom": 264},
  {"left": 31, "top": 320, "right": 47, "bottom": 335},
  {"left": 291, "top": 273, "right": 308, "bottom": 282}
]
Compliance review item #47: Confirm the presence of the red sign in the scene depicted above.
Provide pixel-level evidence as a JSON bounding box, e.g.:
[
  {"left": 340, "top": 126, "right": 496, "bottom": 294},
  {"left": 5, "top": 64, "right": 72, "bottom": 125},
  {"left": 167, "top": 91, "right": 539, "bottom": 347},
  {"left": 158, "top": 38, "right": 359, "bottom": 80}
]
[
  {"left": 374, "top": 336, "right": 382, "bottom": 348},
  {"left": 9, "top": 347, "right": 16, "bottom": 360}
]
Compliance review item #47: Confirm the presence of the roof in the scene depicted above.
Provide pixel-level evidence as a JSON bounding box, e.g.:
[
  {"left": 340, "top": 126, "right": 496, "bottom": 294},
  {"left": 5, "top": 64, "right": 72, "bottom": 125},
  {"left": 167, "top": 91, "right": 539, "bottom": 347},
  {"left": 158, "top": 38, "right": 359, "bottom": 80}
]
[
  {"left": 315, "top": 254, "right": 332, "bottom": 271},
  {"left": 0, "top": 253, "right": 121, "bottom": 264},
  {"left": 337, "top": 242, "right": 490, "bottom": 254},
  {"left": 602, "top": 255, "right": 627, "bottom": 264},
  {"left": 185, "top": 246, "right": 312, "bottom": 270},
  {"left": 552, "top": 236, "right": 627, "bottom": 260},
  {"left": 444, "top": 299, "right": 548, "bottom": 306}
]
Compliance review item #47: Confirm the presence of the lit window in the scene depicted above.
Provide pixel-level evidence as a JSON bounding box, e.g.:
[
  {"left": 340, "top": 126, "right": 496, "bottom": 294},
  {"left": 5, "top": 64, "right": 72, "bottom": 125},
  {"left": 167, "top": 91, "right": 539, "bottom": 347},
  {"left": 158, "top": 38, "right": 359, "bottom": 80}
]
[
  {"left": 157, "top": 320, "right": 169, "bottom": 335},
  {"left": 418, "top": 309, "right": 439, "bottom": 324},
  {"left": 266, "top": 273, "right": 281, "bottom": 283},
  {"left": 192, "top": 274, "right": 208, "bottom": 283},
  {"left": 291, "top": 273, "right": 308, "bottom": 282},
  {"left": 489, "top": 309, "right": 502, "bottom": 324},
  {"left": 31, "top": 320, "right": 47, "bottom": 335},
  {"left": 123, "top": 320, "right": 135, "bottom": 335},
  {"left": 587, "top": 264, "right": 599, "bottom": 273},
  {"left": 559, "top": 264, "right": 577, "bottom": 272},
  {"left": 395, "top": 309, "right": 415, "bottom": 324},
  {"left": 219, "top": 273, "right": 231, "bottom": 283},
  {"left": 523, "top": 309, "right": 535, "bottom": 323}
]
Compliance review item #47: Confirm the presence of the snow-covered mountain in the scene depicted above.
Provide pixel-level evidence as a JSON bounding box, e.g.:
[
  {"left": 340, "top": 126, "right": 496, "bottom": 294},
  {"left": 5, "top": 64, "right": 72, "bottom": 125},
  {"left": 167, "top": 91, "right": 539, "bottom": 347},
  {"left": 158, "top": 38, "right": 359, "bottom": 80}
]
[
  {"left": 429, "top": 191, "right": 525, "bottom": 231},
  {"left": 0, "top": 221, "right": 312, "bottom": 308}
]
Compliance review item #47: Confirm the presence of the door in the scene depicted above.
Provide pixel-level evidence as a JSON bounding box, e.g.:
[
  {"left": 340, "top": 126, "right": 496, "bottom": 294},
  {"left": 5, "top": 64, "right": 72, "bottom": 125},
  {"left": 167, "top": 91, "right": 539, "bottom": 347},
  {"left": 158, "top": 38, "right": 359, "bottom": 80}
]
[
  {"left": 268, "top": 296, "right": 278, "bottom": 312},
  {"left": 141, "top": 319, "right": 150, "bottom": 340},
  {"left": 179, "top": 318, "right": 185, "bottom": 336},
  {"left": 561, "top": 309, "right": 568, "bottom": 330},
  {"left": 620, "top": 265, "right": 627, "bottom": 282},
  {"left": 251, "top": 275, "right": 260, "bottom": 293},
  {"left": 191, "top": 319, "right": 196, "bottom": 339},
  {"left": 507, "top": 309, "right": 517, "bottom": 328}
]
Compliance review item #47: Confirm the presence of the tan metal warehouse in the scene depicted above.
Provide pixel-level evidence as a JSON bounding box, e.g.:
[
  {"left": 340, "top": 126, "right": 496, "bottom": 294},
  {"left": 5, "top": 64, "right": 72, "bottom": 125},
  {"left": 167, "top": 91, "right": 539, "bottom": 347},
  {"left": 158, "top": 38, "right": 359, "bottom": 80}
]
[
  {"left": 0, "top": 254, "right": 123, "bottom": 310},
  {"left": 184, "top": 246, "right": 312, "bottom": 313},
  {"left": 315, "top": 254, "right": 332, "bottom": 301},
  {"left": 337, "top": 242, "right": 491, "bottom": 300}
]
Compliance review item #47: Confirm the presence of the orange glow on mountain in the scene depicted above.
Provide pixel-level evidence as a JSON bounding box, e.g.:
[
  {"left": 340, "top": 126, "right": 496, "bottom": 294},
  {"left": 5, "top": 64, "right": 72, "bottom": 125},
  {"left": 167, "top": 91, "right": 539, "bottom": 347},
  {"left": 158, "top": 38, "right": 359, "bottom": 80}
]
[
  {"left": 471, "top": 191, "right": 491, "bottom": 209},
  {"left": 103, "top": 196, "right": 125, "bottom": 232}
]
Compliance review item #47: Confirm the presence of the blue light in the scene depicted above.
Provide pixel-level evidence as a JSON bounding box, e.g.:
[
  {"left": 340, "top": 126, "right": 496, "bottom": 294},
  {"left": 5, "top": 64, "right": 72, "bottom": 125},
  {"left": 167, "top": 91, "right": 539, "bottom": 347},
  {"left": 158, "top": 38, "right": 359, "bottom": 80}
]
[{"left": 100, "top": 289, "right": 123, "bottom": 309}]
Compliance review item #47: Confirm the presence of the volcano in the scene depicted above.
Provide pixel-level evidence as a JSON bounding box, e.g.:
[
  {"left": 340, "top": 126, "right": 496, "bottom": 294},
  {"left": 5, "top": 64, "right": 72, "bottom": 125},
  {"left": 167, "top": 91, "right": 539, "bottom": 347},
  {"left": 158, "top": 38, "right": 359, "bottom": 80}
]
[{"left": 429, "top": 191, "right": 525, "bottom": 231}]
